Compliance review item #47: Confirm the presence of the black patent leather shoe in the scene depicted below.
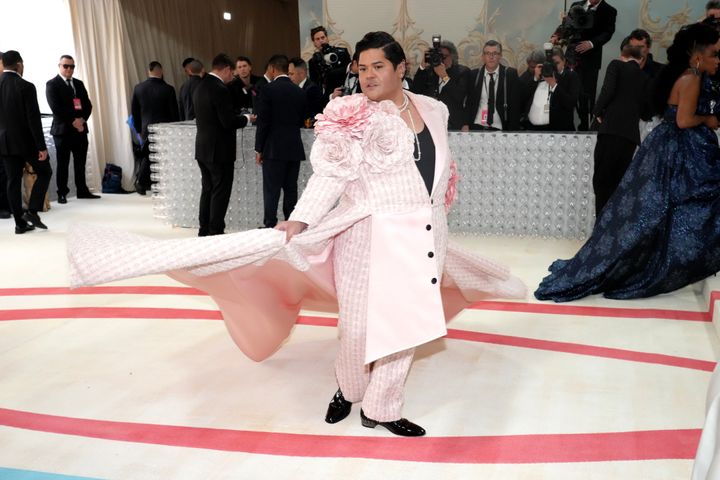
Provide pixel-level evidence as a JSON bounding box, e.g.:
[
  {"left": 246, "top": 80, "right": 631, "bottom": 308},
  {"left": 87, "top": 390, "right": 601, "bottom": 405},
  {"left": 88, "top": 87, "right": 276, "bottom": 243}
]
[
  {"left": 325, "top": 389, "right": 352, "bottom": 424},
  {"left": 58, "top": 194, "right": 67, "bottom": 204},
  {"left": 22, "top": 211, "right": 47, "bottom": 229},
  {"left": 360, "top": 409, "right": 426, "bottom": 436},
  {"left": 15, "top": 223, "right": 35, "bottom": 234}
]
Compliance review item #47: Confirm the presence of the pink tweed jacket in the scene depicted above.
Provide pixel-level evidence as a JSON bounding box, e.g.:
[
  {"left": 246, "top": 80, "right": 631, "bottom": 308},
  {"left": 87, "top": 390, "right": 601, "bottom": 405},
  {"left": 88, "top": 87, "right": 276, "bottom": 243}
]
[{"left": 68, "top": 92, "right": 526, "bottom": 363}]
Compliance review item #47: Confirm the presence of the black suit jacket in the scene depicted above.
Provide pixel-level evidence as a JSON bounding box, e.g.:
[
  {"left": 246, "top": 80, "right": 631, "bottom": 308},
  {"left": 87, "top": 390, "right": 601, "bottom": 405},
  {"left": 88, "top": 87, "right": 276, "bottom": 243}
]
[
  {"left": 131, "top": 77, "right": 179, "bottom": 139},
  {"left": 46, "top": 74, "right": 92, "bottom": 136},
  {"left": 254, "top": 76, "right": 307, "bottom": 161},
  {"left": 229, "top": 74, "right": 262, "bottom": 112},
  {"left": 302, "top": 79, "right": 324, "bottom": 120},
  {"left": 593, "top": 59, "right": 647, "bottom": 144},
  {"left": 178, "top": 75, "right": 203, "bottom": 120},
  {"left": 193, "top": 75, "right": 249, "bottom": 164},
  {"left": 0, "top": 71, "right": 46, "bottom": 157},
  {"left": 463, "top": 64, "right": 521, "bottom": 130},
  {"left": 412, "top": 64, "right": 470, "bottom": 130},
  {"left": 567, "top": 0, "right": 617, "bottom": 71},
  {"left": 522, "top": 68, "right": 581, "bottom": 131}
]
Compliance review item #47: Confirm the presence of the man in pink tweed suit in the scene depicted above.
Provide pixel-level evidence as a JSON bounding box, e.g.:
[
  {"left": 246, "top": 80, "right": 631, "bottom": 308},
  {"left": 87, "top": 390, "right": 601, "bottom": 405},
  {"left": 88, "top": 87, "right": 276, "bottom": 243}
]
[
  {"left": 278, "top": 32, "right": 521, "bottom": 436},
  {"left": 68, "top": 33, "right": 525, "bottom": 438}
]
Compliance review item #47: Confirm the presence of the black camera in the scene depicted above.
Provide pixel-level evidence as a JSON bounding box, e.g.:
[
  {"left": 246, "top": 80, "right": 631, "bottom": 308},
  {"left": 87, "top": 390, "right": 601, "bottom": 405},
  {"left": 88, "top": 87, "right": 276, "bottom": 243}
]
[
  {"left": 424, "top": 34, "right": 443, "bottom": 67},
  {"left": 556, "top": 5, "right": 595, "bottom": 46},
  {"left": 541, "top": 42, "right": 556, "bottom": 78},
  {"left": 312, "top": 44, "right": 344, "bottom": 76}
]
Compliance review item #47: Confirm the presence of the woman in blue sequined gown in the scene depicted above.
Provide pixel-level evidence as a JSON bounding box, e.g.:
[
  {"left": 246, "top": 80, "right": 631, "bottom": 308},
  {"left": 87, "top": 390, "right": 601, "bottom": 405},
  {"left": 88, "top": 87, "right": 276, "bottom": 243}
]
[{"left": 535, "top": 23, "right": 720, "bottom": 302}]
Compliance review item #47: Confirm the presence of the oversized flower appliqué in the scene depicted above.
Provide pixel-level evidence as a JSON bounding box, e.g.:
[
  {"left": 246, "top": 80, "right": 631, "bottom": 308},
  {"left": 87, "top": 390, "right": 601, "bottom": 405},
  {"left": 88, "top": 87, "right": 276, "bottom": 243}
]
[
  {"left": 310, "top": 133, "right": 363, "bottom": 180},
  {"left": 362, "top": 110, "right": 414, "bottom": 174},
  {"left": 314, "top": 94, "right": 374, "bottom": 139},
  {"left": 445, "top": 159, "right": 459, "bottom": 213}
]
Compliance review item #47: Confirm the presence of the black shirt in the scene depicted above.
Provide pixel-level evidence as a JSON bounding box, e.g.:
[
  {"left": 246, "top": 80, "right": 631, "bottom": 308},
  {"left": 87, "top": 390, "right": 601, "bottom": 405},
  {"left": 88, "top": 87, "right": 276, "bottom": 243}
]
[{"left": 414, "top": 125, "right": 436, "bottom": 195}]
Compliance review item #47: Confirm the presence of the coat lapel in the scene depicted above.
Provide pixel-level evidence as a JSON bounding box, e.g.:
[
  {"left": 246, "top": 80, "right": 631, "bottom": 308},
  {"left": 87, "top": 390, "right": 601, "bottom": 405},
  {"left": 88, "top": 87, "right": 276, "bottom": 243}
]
[{"left": 406, "top": 91, "right": 447, "bottom": 197}]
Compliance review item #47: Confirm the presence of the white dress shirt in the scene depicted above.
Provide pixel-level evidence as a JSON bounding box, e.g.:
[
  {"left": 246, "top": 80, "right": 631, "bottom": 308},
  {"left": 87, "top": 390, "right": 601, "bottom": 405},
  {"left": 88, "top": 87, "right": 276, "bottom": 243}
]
[{"left": 474, "top": 68, "right": 502, "bottom": 130}]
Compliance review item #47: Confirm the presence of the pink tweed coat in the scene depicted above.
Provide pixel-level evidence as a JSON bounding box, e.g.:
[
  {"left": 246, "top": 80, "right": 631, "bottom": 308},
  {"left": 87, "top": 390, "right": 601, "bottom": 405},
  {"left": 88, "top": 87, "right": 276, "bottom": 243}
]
[{"left": 68, "top": 92, "right": 526, "bottom": 363}]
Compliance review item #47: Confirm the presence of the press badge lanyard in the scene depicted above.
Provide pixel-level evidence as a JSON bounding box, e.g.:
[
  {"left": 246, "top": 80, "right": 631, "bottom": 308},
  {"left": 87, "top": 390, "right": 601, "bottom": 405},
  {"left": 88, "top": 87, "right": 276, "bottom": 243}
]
[{"left": 68, "top": 78, "right": 82, "bottom": 111}]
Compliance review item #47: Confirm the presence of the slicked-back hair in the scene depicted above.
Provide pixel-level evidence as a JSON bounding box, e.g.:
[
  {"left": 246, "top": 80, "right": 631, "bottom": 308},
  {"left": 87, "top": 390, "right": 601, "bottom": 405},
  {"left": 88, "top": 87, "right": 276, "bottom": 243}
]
[
  {"left": 211, "top": 54, "right": 234, "bottom": 70},
  {"left": 267, "top": 54, "right": 289, "bottom": 74},
  {"left": 59, "top": 54, "right": 74, "bottom": 63},
  {"left": 2, "top": 50, "right": 23, "bottom": 70},
  {"left": 289, "top": 57, "right": 307, "bottom": 71},
  {"left": 628, "top": 29, "right": 653, "bottom": 48},
  {"left": 310, "top": 26, "right": 327, "bottom": 40},
  {"left": 355, "top": 31, "right": 406, "bottom": 68}
]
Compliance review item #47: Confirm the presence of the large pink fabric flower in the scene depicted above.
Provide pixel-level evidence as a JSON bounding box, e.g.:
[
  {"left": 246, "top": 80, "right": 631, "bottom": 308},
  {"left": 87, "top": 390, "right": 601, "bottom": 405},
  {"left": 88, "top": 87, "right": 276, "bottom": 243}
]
[
  {"left": 314, "top": 94, "right": 374, "bottom": 139},
  {"left": 309, "top": 133, "right": 363, "bottom": 180},
  {"left": 362, "top": 111, "right": 414, "bottom": 173},
  {"left": 445, "top": 159, "right": 459, "bottom": 213}
]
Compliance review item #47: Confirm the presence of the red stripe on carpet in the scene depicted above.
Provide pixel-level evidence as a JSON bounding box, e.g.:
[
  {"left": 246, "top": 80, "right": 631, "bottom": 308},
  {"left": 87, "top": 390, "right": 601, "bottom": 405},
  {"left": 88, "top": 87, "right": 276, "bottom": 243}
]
[
  {"left": 469, "top": 300, "right": 711, "bottom": 322},
  {"left": 2, "top": 286, "right": 717, "bottom": 321},
  {"left": 445, "top": 329, "right": 717, "bottom": 372},
  {"left": 1, "top": 310, "right": 712, "bottom": 371},
  {"left": 0, "top": 407, "right": 700, "bottom": 463},
  {"left": 0, "top": 307, "right": 222, "bottom": 321}
]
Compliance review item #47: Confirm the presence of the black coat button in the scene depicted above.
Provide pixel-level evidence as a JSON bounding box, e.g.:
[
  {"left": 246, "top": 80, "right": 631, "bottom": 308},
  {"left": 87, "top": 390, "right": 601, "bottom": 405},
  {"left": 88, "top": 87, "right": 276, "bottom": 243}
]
[
  {"left": 431, "top": 278, "right": 437, "bottom": 284},
  {"left": 426, "top": 225, "right": 432, "bottom": 231},
  {"left": 428, "top": 252, "right": 434, "bottom": 258}
]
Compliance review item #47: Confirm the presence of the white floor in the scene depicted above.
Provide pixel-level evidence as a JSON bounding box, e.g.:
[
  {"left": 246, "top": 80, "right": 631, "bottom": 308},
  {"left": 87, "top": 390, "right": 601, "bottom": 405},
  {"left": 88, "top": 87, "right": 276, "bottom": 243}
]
[{"left": 0, "top": 194, "right": 717, "bottom": 480}]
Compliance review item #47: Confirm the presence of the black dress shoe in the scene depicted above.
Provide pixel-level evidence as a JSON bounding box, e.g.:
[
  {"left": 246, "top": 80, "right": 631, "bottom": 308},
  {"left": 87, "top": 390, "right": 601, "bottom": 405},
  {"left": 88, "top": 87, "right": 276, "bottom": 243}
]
[
  {"left": 77, "top": 192, "right": 101, "bottom": 199},
  {"left": 360, "top": 409, "right": 426, "bottom": 437},
  {"left": 325, "top": 389, "right": 352, "bottom": 424},
  {"left": 15, "top": 223, "right": 35, "bottom": 234},
  {"left": 22, "top": 211, "right": 47, "bottom": 229},
  {"left": 58, "top": 194, "right": 67, "bottom": 204}
]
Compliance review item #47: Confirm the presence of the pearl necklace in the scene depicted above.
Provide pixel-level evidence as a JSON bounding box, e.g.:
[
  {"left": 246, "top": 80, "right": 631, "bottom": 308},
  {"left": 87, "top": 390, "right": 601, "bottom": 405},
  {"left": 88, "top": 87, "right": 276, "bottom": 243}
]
[{"left": 397, "top": 94, "right": 421, "bottom": 162}]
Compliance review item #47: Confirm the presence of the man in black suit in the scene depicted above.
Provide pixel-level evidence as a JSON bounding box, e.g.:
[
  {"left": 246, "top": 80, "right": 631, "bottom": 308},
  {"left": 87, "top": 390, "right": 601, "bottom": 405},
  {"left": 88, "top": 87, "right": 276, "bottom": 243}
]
[
  {"left": 288, "top": 57, "right": 324, "bottom": 121},
  {"left": 192, "top": 53, "right": 252, "bottom": 236},
  {"left": 254, "top": 54, "right": 307, "bottom": 228},
  {"left": 522, "top": 47, "right": 581, "bottom": 131},
  {"left": 558, "top": 0, "right": 617, "bottom": 131},
  {"left": 461, "top": 40, "right": 520, "bottom": 131},
  {"left": 0, "top": 51, "right": 8, "bottom": 219},
  {"left": 592, "top": 45, "right": 648, "bottom": 215},
  {"left": 46, "top": 54, "right": 97, "bottom": 203},
  {"left": 131, "top": 61, "right": 179, "bottom": 194},
  {"left": 308, "top": 26, "right": 351, "bottom": 97},
  {"left": 178, "top": 59, "right": 203, "bottom": 120},
  {"left": 0, "top": 51, "right": 51, "bottom": 233},
  {"left": 228, "top": 56, "right": 262, "bottom": 113},
  {"left": 412, "top": 39, "right": 470, "bottom": 130}
]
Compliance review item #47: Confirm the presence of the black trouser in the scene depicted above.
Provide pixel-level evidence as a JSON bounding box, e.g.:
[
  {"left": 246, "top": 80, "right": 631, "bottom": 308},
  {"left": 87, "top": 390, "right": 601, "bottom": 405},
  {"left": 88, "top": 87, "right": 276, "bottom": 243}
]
[
  {"left": 2, "top": 155, "right": 52, "bottom": 226},
  {"left": 593, "top": 133, "right": 637, "bottom": 216},
  {"left": 0, "top": 160, "right": 8, "bottom": 211},
  {"left": 54, "top": 133, "right": 89, "bottom": 196},
  {"left": 136, "top": 142, "right": 152, "bottom": 191},
  {"left": 262, "top": 159, "right": 301, "bottom": 228},
  {"left": 197, "top": 159, "right": 235, "bottom": 236},
  {"left": 576, "top": 67, "right": 599, "bottom": 131}
]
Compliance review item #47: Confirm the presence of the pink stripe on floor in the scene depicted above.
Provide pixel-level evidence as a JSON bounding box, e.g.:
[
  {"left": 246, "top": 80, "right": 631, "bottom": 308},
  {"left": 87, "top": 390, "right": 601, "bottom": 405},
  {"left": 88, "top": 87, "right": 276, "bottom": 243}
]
[{"left": 0, "top": 408, "right": 701, "bottom": 463}]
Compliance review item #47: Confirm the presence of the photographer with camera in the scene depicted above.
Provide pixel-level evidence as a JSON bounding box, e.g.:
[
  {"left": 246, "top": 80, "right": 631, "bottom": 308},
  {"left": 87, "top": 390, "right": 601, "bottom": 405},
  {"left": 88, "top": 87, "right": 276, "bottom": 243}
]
[
  {"left": 554, "top": 0, "right": 617, "bottom": 131},
  {"left": 308, "top": 26, "right": 351, "bottom": 98},
  {"left": 411, "top": 37, "right": 469, "bottom": 130},
  {"left": 522, "top": 45, "right": 580, "bottom": 131},
  {"left": 463, "top": 40, "right": 521, "bottom": 131}
]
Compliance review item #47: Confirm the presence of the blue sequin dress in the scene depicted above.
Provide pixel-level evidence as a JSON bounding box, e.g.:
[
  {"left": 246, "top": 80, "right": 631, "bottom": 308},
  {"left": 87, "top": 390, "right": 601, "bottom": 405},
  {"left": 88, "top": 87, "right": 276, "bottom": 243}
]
[{"left": 535, "top": 75, "right": 720, "bottom": 302}]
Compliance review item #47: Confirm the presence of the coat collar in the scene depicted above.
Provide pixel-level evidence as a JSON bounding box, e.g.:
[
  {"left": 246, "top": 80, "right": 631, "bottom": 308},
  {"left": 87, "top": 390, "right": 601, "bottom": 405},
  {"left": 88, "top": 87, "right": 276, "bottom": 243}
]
[{"left": 405, "top": 91, "right": 447, "bottom": 196}]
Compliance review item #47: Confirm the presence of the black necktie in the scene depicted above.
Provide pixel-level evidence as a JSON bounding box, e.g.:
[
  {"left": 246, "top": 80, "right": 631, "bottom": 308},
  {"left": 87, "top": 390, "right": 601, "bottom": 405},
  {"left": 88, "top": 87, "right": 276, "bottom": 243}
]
[
  {"left": 487, "top": 72, "right": 496, "bottom": 125},
  {"left": 66, "top": 78, "right": 76, "bottom": 96}
]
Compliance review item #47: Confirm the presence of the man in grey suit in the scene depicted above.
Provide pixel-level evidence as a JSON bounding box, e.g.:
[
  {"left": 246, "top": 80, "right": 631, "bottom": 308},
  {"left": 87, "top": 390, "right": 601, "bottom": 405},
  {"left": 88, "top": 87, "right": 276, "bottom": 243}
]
[{"left": 0, "top": 51, "right": 51, "bottom": 233}]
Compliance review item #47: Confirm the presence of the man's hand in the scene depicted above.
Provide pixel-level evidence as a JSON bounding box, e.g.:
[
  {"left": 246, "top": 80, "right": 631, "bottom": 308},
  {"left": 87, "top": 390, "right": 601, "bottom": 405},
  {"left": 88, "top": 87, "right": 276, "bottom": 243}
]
[
  {"left": 72, "top": 118, "right": 85, "bottom": 132},
  {"left": 331, "top": 87, "right": 343, "bottom": 99},
  {"left": 255, "top": 151, "right": 263, "bottom": 165},
  {"left": 705, "top": 115, "right": 720, "bottom": 130},
  {"left": 38, "top": 150, "right": 48, "bottom": 161},
  {"left": 575, "top": 41, "right": 593, "bottom": 54},
  {"left": 433, "top": 64, "right": 448, "bottom": 79},
  {"left": 275, "top": 220, "right": 307, "bottom": 242},
  {"left": 461, "top": 125, "right": 469, "bottom": 132}
]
